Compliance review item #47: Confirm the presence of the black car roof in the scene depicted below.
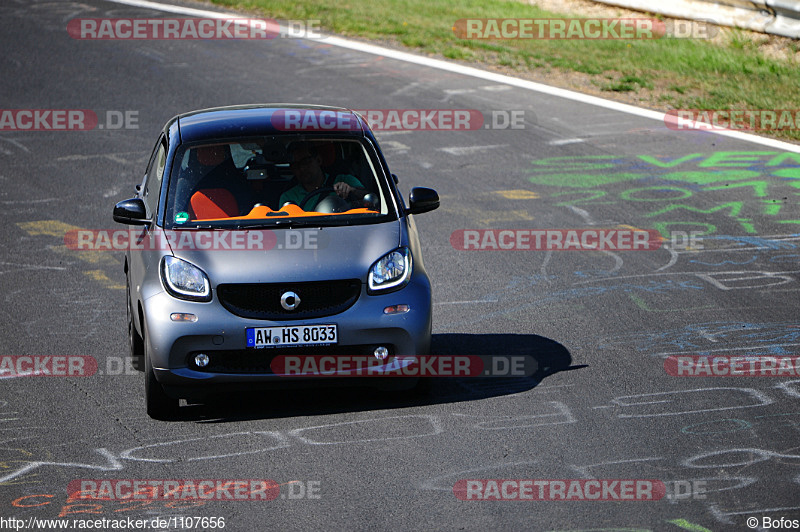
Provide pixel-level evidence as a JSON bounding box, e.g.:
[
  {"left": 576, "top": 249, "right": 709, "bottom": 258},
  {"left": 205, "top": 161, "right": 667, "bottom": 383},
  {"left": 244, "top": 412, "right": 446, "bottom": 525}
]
[{"left": 174, "top": 104, "right": 369, "bottom": 143}]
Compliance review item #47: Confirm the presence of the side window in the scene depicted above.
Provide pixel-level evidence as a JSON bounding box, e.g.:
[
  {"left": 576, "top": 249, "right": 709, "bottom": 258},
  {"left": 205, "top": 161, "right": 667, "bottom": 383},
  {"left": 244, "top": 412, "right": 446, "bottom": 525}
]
[{"left": 143, "top": 138, "right": 167, "bottom": 215}]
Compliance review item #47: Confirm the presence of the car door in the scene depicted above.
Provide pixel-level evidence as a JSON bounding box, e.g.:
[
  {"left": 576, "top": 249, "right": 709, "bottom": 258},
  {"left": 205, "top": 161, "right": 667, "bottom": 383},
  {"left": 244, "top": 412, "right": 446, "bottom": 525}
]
[{"left": 128, "top": 135, "right": 168, "bottom": 337}]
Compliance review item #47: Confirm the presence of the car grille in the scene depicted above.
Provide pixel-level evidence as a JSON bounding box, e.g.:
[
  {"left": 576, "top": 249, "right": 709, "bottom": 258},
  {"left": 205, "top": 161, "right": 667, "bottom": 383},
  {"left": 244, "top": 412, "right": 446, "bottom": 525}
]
[
  {"left": 217, "top": 279, "right": 361, "bottom": 320},
  {"left": 187, "top": 345, "right": 395, "bottom": 374}
]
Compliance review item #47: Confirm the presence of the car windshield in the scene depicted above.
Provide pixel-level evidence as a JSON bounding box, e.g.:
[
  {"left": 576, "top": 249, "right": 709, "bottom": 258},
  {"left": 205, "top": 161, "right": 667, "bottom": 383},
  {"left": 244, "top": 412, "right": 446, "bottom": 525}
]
[{"left": 164, "top": 136, "right": 395, "bottom": 229}]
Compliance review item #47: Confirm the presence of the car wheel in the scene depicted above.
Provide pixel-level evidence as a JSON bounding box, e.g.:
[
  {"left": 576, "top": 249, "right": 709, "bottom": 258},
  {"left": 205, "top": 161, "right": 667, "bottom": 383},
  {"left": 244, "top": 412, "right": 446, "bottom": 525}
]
[
  {"left": 143, "top": 323, "right": 180, "bottom": 420},
  {"left": 127, "top": 275, "right": 144, "bottom": 360}
]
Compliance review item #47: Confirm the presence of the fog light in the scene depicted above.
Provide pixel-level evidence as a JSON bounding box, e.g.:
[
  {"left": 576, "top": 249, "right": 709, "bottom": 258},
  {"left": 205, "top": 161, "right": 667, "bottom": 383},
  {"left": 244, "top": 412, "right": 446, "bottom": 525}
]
[
  {"left": 194, "top": 353, "right": 210, "bottom": 368},
  {"left": 374, "top": 346, "right": 389, "bottom": 361}
]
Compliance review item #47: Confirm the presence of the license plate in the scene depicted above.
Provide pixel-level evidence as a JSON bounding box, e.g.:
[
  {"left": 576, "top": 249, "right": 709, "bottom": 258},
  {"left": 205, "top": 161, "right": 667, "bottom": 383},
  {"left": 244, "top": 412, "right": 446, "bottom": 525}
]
[{"left": 246, "top": 325, "right": 337, "bottom": 348}]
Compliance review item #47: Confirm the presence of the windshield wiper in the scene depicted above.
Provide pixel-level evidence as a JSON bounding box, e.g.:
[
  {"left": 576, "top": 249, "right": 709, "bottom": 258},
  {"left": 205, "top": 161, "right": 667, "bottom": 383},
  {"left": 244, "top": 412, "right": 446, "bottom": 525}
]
[
  {"left": 234, "top": 219, "right": 303, "bottom": 229},
  {"left": 173, "top": 224, "right": 227, "bottom": 230},
  {"left": 236, "top": 219, "right": 338, "bottom": 230}
]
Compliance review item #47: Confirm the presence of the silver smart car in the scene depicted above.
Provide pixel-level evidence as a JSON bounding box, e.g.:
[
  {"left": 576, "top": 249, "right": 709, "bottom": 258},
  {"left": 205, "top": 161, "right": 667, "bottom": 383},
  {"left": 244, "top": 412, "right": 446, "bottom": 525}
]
[{"left": 113, "top": 104, "right": 439, "bottom": 419}]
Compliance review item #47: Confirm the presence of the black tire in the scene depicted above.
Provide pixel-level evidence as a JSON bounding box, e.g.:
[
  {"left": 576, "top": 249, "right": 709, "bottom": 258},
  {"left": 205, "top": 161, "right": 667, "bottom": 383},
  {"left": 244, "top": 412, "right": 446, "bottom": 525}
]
[{"left": 143, "top": 323, "right": 180, "bottom": 420}]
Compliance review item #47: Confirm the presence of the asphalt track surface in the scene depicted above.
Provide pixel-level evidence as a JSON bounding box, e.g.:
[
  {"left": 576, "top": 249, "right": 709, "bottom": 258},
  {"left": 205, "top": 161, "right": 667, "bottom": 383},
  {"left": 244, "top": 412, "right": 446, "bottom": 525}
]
[{"left": 1, "top": 0, "right": 800, "bottom": 530}]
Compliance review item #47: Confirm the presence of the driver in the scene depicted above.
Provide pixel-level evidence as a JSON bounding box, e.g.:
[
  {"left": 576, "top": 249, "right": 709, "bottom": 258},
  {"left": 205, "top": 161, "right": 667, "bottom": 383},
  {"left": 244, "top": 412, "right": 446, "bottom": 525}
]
[{"left": 280, "top": 142, "right": 366, "bottom": 210}]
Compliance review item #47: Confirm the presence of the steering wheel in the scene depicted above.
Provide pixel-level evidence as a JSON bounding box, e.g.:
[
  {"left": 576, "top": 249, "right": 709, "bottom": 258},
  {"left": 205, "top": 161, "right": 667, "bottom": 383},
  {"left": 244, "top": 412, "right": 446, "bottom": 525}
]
[{"left": 298, "top": 186, "right": 338, "bottom": 210}]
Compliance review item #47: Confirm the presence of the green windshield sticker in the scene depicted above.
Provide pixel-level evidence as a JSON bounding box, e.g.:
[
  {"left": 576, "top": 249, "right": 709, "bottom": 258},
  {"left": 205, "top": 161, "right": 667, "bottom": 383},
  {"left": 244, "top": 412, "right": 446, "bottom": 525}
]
[{"left": 175, "top": 212, "right": 189, "bottom": 223}]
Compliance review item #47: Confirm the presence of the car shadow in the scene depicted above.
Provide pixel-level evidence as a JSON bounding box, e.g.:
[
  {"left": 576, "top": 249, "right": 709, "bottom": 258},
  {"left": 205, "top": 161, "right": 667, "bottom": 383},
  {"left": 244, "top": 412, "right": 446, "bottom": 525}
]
[{"left": 176, "top": 333, "right": 582, "bottom": 423}]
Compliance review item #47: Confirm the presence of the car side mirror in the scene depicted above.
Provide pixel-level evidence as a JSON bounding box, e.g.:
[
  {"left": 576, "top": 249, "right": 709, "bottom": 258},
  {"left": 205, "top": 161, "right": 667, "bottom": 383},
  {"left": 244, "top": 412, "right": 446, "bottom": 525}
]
[
  {"left": 392, "top": 173, "right": 399, "bottom": 184},
  {"left": 408, "top": 187, "right": 439, "bottom": 215},
  {"left": 113, "top": 198, "right": 151, "bottom": 225}
]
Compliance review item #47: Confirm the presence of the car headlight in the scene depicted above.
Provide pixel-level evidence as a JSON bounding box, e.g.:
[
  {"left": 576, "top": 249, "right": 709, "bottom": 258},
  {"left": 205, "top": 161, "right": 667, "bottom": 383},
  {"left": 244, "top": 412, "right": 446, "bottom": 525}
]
[
  {"left": 161, "top": 256, "right": 211, "bottom": 301},
  {"left": 368, "top": 247, "right": 412, "bottom": 294}
]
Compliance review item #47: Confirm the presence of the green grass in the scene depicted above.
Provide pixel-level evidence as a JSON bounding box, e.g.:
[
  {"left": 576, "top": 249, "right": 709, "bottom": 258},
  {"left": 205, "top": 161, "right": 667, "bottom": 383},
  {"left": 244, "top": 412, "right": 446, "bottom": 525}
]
[{"left": 210, "top": 0, "right": 800, "bottom": 142}]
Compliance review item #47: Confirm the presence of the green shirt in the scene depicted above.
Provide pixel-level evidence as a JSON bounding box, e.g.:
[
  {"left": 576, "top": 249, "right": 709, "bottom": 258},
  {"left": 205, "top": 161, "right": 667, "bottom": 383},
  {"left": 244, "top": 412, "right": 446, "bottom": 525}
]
[{"left": 279, "top": 174, "right": 364, "bottom": 210}]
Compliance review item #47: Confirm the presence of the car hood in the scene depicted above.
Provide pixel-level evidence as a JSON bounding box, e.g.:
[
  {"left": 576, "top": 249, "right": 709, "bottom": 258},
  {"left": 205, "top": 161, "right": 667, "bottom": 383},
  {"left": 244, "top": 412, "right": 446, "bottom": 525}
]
[{"left": 165, "top": 222, "right": 401, "bottom": 285}]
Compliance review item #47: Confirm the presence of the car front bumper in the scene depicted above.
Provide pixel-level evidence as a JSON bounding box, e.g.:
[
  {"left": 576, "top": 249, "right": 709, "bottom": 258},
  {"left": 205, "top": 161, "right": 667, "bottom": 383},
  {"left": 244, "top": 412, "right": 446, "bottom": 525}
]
[{"left": 142, "top": 273, "right": 432, "bottom": 398}]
